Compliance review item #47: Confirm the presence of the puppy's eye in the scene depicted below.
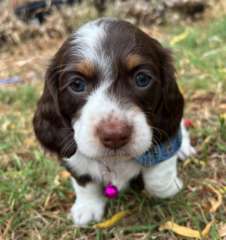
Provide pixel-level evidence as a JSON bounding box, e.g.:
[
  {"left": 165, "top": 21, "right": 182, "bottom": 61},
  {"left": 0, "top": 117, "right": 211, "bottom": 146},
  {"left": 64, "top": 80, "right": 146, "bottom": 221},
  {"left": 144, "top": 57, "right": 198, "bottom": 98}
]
[
  {"left": 69, "top": 77, "right": 86, "bottom": 93},
  {"left": 134, "top": 72, "right": 152, "bottom": 88}
]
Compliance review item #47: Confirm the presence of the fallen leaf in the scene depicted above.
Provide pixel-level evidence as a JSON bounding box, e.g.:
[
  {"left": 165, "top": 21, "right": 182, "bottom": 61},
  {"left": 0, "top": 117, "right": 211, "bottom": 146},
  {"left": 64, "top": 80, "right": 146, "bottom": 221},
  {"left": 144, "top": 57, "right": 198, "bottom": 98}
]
[
  {"left": 199, "top": 135, "right": 212, "bottom": 150},
  {"left": 53, "top": 170, "right": 71, "bottom": 186},
  {"left": 159, "top": 221, "right": 201, "bottom": 238},
  {"left": 59, "top": 170, "right": 71, "bottom": 181},
  {"left": 218, "top": 223, "right": 226, "bottom": 238},
  {"left": 202, "top": 221, "right": 214, "bottom": 237},
  {"left": 170, "top": 29, "right": 189, "bottom": 45},
  {"left": 183, "top": 158, "right": 192, "bottom": 167},
  {"left": 44, "top": 193, "right": 52, "bottom": 209},
  {"left": 219, "top": 186, "right": 226, "bottom": 194},
  {"left": 183, "top": 158, "right": 206, "bottom": 168},
  {"left": 2, "top": 120, "right": 11, "bottom": 131},
  {"left": 54, "top": 176, "right": 60, "bottom": 186},
  {"left": 159, "top": 221, "right": 214, "bottom": 239},
  {"left": 65, "top": 191, "right": 75, "bottom": 199},
  {"left": 15, "top": 58, "right": 36, "bottom": 67},
  {"left": 179, "top": 85, "right": 184, "bottom": 95},
  {"left": 219, "top": 68, "right": 226, "bottom": 73},
  {"left": 94, "top": 210, "right": 130, "bottom": 229},
  {"left": 24, "top": 137, "right": 36, "bottom": 147},
  {"left": 206, "top": 185, "right": 223, "bottom": 213},
  {"left": 10, "top": 124, "right": 16, "bottom": 129},
  {"left": 220, "top": 113, "right": 226, "bottom": 120}
]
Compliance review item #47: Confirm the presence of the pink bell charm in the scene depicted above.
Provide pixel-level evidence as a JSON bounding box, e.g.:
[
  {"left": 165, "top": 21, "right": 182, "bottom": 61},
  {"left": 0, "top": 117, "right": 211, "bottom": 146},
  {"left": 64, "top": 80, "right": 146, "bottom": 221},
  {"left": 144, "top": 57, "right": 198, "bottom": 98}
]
[{"left": 104, "top": 183, "right": 119, "bottom": 199}]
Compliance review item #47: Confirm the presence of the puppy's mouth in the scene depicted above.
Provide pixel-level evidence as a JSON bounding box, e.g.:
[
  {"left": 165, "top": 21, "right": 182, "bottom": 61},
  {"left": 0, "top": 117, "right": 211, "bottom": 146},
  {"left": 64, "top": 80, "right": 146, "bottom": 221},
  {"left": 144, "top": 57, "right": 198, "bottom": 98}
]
[
  {"left": 97, "top": 154, "right": 132, "bottom": 161},
  {"left": 78, "top": 143, "right": 148, "bottom": 162},
  {"left": 99, "top": 149, "right": 132, "bottom": 160},
  {"left": 82, "top": 148, "right": 129, "bottom": 160}
]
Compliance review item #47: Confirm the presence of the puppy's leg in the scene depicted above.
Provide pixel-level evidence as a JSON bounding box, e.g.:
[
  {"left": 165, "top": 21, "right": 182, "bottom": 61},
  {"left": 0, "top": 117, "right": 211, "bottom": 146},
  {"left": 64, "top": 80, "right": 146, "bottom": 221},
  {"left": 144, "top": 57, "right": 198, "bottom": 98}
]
[
  {"left": 142, "top": 156, "right": 183, "bottom": 198},
  {"left": 70, "top": 178, "right": 106, "bottom": 226},
  {"left": 177, "top": 121, "right": 196, "bottom": 160}
]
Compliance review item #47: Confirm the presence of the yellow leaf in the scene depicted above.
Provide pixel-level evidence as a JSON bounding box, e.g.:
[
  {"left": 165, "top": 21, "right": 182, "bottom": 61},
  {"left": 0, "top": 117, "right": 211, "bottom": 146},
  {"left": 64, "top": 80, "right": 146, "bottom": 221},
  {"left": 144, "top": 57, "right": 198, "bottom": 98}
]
[
  {"left": 219, "top": 68, "right": 226, "bottom": 73},
  {"left": 2, "top": 121, "right": 10, "bottom": 131},
  {"left": 94, "top": 210, "right": 130, "bottom": 229},
  {"left": 159, "top": 221, "right": 214, "bottom": 239},
  {"left": 59, "top": 170, "right": 71, "bottom": 181},
  {"left": 201, "top": 221, "right": 214, "bottom": 237},
  {"left": 218, "top": 223, "right": 226, "bottom": 238},
  {"left": 179, "top": 85, "right": 184, "bottom": 95},
  {"left": 44, "top": 194, "right": 51, "bottom": 209},
  {"left": 183, "top": 158, "right": 192, "bottom": 167},
  {"left": 24, "top": 137, "right": 35, "bottom": 147},
  {"left": 206, "top": 185, "right": 223, "bottom": 213},
  {"left": 10, "top": 124, "right": 16, "bottom": 129},
  {"left": 170, "top": 30, "right": 189, "bottom": 46},
  {"left": 159, "top": 221, "right": 201, "bottom": 238},
  {"left": 183, "top": 158, "right": 206, "bottom": 168},
  {"left": 220, "top": 113, "right": 226, "bottom": 120},
  {"left": 219, "top": 186, "right": 226, "bottom": 194}
]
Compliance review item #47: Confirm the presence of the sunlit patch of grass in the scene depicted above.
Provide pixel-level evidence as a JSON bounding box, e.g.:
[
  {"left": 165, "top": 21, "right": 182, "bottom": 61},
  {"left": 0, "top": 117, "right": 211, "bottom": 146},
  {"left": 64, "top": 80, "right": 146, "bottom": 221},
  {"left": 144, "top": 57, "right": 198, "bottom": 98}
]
[{"left": 169, "top": 16, "right": 226, "bottom": 92}]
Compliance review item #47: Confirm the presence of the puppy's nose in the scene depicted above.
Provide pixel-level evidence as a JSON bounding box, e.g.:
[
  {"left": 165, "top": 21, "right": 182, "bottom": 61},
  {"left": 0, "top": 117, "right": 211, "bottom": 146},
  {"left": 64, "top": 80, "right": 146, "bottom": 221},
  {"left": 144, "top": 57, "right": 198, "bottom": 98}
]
[{"left": 97, "top": 120, "right": 132, "bottom": 149}]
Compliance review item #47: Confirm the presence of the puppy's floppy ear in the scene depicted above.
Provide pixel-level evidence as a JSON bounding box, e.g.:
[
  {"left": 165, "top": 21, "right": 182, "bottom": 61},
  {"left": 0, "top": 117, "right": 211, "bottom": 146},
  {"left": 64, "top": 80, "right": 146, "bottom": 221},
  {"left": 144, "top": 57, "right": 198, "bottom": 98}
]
[
  {"left": 155, "top": 47, "right": 184, "bottom": 140},
  {"left": 33, "top": 58, "right": 77, "bottom": 158}
]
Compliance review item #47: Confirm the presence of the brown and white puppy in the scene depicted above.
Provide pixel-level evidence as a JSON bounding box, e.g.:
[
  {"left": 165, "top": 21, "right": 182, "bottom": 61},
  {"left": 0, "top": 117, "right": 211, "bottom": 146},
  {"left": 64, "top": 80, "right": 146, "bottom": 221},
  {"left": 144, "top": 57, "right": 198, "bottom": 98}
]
[{"left": 33, "top": 18, "right": 195, "bottom": 226}]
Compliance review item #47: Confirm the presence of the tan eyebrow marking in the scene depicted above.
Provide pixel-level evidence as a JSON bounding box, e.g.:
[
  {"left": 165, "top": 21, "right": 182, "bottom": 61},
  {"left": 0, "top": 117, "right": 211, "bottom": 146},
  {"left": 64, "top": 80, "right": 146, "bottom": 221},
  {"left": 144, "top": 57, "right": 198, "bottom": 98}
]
[
  {"left": 75, "top": 60, "right": 95, "bottom": 77},
  {"left": 126, "top": 54, "right": 143, "bottom": 70}
]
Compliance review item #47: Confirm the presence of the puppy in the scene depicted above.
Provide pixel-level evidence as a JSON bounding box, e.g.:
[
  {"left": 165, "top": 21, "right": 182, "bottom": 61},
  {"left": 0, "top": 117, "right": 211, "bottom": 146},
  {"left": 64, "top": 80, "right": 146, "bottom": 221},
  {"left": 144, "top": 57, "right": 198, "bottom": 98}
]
[{"left": 33, "top": 17, "right": 195, "bottom": 226}]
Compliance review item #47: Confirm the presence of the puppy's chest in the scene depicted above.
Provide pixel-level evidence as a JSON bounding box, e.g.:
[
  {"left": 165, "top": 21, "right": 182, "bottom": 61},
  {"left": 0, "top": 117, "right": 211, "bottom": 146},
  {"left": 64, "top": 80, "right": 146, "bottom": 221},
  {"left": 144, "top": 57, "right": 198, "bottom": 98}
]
[
  {"left": 98, "top": 159, "right": 141, "bottom": 189},
  {"left": 68, "top": 152, "right": 141, "bottom": 190}
]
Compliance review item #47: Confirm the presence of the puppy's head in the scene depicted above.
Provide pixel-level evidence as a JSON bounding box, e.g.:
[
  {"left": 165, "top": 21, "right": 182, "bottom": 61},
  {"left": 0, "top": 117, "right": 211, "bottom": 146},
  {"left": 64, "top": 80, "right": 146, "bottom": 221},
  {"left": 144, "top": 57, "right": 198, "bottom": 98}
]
[{"left": 33, "top": 18, "right": 184, "bottom": 160}]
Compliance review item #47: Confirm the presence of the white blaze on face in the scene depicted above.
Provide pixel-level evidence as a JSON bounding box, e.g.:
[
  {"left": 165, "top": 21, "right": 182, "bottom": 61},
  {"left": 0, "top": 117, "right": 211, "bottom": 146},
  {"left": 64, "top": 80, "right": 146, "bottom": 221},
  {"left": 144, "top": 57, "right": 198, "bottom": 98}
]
[
  {"left": 73, "top": 81, "right": 152, "bottom": 160},
  {"left": 71, "top": 19, "right": 112, "bottom": 80},
  {"left": 71, "top": 18, "right": 152, "bottom": 160}
]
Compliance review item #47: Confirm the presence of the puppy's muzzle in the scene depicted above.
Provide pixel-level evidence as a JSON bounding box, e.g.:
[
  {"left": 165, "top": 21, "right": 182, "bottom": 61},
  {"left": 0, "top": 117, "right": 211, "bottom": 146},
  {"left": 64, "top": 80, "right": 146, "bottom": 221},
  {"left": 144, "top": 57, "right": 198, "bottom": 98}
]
[{"left": 96, "top": 119, "right": 132, "bottom": 149}]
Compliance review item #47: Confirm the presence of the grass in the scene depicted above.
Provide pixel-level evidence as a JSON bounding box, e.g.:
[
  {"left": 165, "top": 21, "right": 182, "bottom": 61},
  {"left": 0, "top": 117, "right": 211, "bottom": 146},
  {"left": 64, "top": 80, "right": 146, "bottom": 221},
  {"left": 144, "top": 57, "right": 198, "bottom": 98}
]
[{"left": 0, "top": 13, "right": 226, "bottom": 240}]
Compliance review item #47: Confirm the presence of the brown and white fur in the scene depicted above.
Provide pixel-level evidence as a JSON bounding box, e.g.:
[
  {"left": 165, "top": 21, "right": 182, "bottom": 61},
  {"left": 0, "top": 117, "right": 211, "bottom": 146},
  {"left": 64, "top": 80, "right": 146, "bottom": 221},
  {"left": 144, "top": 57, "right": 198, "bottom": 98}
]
[{"left": 33, "top": 18, "right": 195, "bottom": 226}]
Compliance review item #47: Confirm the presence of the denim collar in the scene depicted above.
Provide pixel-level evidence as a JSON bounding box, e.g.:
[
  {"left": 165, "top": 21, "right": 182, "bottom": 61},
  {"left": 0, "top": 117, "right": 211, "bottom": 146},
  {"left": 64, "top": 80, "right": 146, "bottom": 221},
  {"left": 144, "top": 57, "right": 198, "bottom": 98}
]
[{"left": 136, "top": 129, "right": 182, "bottom": 167}]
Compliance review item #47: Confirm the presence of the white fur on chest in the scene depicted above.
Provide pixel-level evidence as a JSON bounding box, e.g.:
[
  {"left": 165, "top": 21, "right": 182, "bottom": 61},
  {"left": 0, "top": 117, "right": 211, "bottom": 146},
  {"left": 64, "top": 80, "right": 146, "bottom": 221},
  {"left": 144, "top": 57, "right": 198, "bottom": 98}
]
[{"left": 66, "top": 151, "right": 141, "bottom": 190}]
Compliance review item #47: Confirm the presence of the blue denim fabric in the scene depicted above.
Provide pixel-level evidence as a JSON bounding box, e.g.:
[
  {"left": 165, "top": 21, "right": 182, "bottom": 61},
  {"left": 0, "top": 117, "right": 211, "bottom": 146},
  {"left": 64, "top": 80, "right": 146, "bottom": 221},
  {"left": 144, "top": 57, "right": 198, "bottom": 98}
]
[{"left": 136, "top": 129, "right": 182, "bottom": 167}]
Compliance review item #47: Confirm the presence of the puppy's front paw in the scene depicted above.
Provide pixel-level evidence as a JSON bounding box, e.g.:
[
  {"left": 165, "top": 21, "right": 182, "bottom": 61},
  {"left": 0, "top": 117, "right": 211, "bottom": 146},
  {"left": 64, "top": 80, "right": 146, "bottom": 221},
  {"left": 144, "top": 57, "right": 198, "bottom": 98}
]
[
  {"left": 70, "top": 199, "right": 105, "bottom": 226},
  {"left": 178, "top": 121, "right": 196, "bottom": 160},
  {"left": 178, "top": 143, "right": 196, "bottom": 160}
]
